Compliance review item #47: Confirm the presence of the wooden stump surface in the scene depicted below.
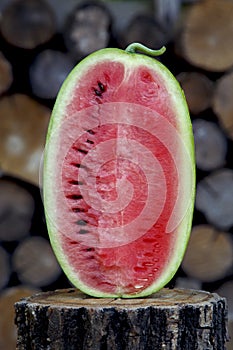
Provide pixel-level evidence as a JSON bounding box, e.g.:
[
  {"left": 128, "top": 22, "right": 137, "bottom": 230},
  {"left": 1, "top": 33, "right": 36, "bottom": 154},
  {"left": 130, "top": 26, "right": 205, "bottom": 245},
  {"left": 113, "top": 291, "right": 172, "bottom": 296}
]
[{"left": 15, "top": 288, "right": 228, "bottom": 350}]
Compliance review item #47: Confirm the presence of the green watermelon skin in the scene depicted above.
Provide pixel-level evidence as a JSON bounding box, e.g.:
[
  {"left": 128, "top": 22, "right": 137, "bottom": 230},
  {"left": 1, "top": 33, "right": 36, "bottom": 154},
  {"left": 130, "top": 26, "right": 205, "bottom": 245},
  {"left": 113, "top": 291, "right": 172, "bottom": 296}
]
[{"left": 43, "top": 47, "right": 195, "bottom": 298}]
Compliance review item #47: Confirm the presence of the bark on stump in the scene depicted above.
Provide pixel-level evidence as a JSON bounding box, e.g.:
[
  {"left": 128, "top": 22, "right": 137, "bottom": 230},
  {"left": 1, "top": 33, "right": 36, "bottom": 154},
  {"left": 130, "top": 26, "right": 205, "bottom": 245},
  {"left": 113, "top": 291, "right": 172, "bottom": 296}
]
[{"left": 15, "top": 288, "right": 228, "bottom": 350}]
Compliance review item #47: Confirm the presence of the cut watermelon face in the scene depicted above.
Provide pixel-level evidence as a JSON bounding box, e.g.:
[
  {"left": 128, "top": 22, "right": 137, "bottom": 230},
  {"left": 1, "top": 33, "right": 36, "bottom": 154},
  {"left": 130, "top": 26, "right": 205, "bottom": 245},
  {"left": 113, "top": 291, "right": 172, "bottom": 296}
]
[{"left": 43, "top": 45, "right": 195, "bottom": 298}]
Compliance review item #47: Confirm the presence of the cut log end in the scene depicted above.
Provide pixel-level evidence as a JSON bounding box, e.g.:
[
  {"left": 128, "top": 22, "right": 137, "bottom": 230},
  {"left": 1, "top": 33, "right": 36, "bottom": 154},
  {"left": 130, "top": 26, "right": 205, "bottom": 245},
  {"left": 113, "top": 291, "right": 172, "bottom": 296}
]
[
  {"left": 212, "top": 71, "right": 233, "bottom": 140},
  {"left": 0, "top": 52, "right": 13, "bottom": 95},
  {"left": 0, "top": 246, "right": 10, "bottom": 290},
  {"left": 181, "top": 0, "right": 233, "bottom": 71},
  {"left": 15, "top": 288, "right": 228, "bottom": 350},
  {"left": 182, "top": 225, "right": 233, "bottom": 282},
  {"left": 12, "top": 236, "right": 61, "bottom": 288},
  {"left": 177, "top": 72, "right": 213, "bottom": 114},
  {"left": 0, "top": 94, "right": 50, "bottom": 185},
  {"left": 192, "top": 119, "right": 227, "bottom": 171},
  {"left": 195, "top": 169, "right": 233, "bottom": 230}
]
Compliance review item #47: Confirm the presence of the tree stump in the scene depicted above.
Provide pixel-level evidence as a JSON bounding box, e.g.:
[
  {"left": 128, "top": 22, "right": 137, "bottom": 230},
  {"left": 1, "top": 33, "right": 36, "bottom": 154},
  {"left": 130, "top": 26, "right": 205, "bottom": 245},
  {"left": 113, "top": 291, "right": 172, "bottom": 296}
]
[
  {"left": 0, "top": 286, "right": 39, "bottom": 350},
  {"left": 15, "top": 288, "right": 228, "bottom": 350}
]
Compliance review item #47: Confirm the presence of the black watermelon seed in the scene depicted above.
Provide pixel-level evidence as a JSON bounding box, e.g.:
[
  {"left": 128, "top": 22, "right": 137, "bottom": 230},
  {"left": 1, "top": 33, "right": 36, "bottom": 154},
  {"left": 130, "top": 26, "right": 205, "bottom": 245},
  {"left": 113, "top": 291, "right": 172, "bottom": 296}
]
[
  {"left": 70, "top": 163, "right": 87, "bottom": 169},
  {"left": 98, "top": 81, "right": 105, "bottom": 92},
  {"left": 87, "top": 129, "right": 95, "bottom": 135},
  {"left": 72, "top": 145, "right": 88, "bottom": 154},
  {"left": 77, "top": 148, "right": 88, "bottom": 154},
  {"left": 72, "top": 208, "right": 86, "bottom": 213},
  {"left": 93, "top": 88, "right": 102, "bottom": 97},
  {"left": 66, "top": 194, "right": 83, "bottom": 200},
  {"left": 79, "top": 229, "right": 89, "bottom": 234},
  {"left": 68, "top": 180, "right": 84, "bottom": 185},
  {"left": 77, "top": 219, "right": 87, "bottom": 226},
  {"left": 86, "top": 247, "right": 95, "bottom": 252},
  {"left": 86, "top": 139, "right": 94, "bottom": 144}
]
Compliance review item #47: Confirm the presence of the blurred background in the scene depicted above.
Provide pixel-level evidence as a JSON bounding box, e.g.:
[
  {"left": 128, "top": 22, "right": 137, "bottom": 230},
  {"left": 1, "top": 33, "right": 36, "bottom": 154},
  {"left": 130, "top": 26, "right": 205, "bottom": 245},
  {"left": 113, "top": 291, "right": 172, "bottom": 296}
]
[{"left": 0, "top": 0, "right": 232, "bottom": 348}]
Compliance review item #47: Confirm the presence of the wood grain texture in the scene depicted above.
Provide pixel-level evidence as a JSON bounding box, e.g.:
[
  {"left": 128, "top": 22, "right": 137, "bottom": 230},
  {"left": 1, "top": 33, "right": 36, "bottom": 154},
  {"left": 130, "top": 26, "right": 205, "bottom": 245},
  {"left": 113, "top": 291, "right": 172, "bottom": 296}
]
[
  {"left": 181, "top": 0, "right": 233, "bottom": 71},
  {"left": 15, "top": 288, "right": 228, "bottom": 350}
]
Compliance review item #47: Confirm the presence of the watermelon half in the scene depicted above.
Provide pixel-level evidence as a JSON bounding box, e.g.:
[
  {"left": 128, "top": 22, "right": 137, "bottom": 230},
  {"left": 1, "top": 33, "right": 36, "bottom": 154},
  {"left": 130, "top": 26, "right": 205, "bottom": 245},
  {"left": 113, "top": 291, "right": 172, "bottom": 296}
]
[{"left": 43, "top": 43, "right": 195, "bottom": 298}]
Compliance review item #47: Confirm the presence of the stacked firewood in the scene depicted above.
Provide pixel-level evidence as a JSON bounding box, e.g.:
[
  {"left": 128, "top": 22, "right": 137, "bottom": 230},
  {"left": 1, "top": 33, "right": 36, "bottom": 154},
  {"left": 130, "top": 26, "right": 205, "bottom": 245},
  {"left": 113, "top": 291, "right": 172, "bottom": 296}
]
[{"left": 0, "top": 0, "right": 232, "bottom": 349}]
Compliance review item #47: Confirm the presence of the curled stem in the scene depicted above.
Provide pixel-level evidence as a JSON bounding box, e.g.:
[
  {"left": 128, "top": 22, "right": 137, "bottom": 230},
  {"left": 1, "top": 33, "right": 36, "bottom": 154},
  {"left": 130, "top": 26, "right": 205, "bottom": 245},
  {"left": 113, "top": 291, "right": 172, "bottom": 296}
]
[{"left": 125, "top": 43, "right": 166, "bottom": 57}]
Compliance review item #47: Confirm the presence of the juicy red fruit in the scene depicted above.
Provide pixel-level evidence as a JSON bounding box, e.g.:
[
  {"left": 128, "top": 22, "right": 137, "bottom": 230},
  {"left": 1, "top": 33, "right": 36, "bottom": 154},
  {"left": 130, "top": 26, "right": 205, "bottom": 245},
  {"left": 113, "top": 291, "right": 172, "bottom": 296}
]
[
  {"left": 44, "top": 46, "right": 194, "bottom": 297},
  {"left": 61, "top": 119, "right": 178, "bottom": 295},
  {"left": 66, "top": 61, "right": 176, "bottom": 127}
]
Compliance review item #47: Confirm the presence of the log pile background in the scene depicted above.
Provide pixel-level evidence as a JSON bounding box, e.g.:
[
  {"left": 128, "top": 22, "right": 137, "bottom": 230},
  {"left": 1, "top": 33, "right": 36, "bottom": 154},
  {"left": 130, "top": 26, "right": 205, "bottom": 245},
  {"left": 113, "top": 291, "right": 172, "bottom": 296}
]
[{"left": 0, "top": 0, "right": 233, "bottom": 349}]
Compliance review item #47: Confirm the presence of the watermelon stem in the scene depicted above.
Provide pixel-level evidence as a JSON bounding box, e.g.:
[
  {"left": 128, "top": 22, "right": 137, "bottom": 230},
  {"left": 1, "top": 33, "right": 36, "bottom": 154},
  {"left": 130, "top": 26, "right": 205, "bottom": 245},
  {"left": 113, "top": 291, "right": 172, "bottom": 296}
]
[{"left": 125, "top": 43, "right": 166, "bottom": 57}]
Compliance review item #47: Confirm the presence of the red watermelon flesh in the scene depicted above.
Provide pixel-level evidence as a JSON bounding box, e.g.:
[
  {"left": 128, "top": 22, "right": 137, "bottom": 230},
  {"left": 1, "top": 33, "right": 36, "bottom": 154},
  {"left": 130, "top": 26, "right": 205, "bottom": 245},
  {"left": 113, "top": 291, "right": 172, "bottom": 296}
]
[
  {"left": 44, "top": 48, "right": 195, "bottom": 297},
  {"left": 66, "top": 61, "right": 176, "bottom": 126}
]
